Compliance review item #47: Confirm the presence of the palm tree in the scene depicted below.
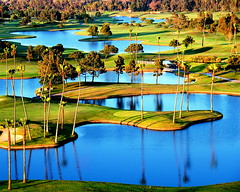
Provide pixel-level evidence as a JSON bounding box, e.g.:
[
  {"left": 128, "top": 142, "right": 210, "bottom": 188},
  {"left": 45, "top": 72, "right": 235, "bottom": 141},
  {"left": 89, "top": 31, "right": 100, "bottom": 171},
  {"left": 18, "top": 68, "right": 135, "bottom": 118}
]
[
  {"left": 11, "top": 44, "right": 17, "bottom": 69},
  {"left": 138, "top": 63, "right": 145, "bottom": 120},
  {"left": 3, "top": 119, "right": 13, "bottom": 190},
  {"left": 46, "top": 74, "right": 54, "bottom": 133},
  {"left": 172, "top": 58, "right": 181, "bottom": 123},
  {"left": 19, "top": 118, "right": 27, "bottom": 183},
  {"left": 206, "top": 64, "right": 222, "bottom": 112},
  {"left": 60, "top": 101, "right": 67, "bottom": 130},
  {"left": 17, "top": 64, "right": 32, "bottom": 140},
  {"left": 157, "top": 36, "right": 161, "bottom": 59},
  {"left": 178, "top": 61, "right": 191, "bottom": 118},
  {"left": 3, "top": 47, "right": 9, "bottom": 95},
  {"left": 72, "top": 66, "right": 82, "bottom": 136},
  {"left": 41, "top": 95, "right": 50, "bottom": 137},
  {"left": 153, "top": 58, "right": 164, "bottom": 84},
  {"left": 55, "top": 63, "right": 67, "bottom": 143},
  {"left": 8, "top": 69, "right": 17, "bottom": 145}
]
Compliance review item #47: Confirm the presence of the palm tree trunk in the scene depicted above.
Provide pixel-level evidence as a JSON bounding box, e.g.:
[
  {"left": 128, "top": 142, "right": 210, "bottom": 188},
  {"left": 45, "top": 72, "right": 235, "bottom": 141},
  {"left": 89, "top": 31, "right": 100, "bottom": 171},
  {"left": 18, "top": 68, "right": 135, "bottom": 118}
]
[
  {"left": 8, "top": 127, "right": 11, "bottom": 190},
  {"left": 61, "top": 106, "right": 64, "bottom": 130},
  {"left": 46, "top": 82, "right": 52, "bottom": 133},
  {"left": 179, "top": 69, "right": 186, "bottom": 118},
  {"left": 72, "top": 74, "right": 81, "bottom": 136},
  {"left": 186, "top": 73, "right": 190, "bottom": 112},
  {"left": 43, "top": 101, "right": 46, "bottom": 137},
  {"left": 20, "top": 73, "right": 32, "bottom": 140},
  {"left": 5, "top": 56, "right": 8, "bottom": 95},
  {"left": 55, "top": 76, "right": 65, "bottom": 143},
  {"left": 210, "top": 73, "right": 215, "bottom": 112},
  {"left": 141, "top": 70, "right": 144, "bottom": 120},
  {"left": 10, "top": 76, "right": 16, "bottom": 145},
  {"left": 23, "top": 124, "right": 26, "bottom": 183},
  {"left": 173, "top": 65, "right": 180, "bottom": 123}
]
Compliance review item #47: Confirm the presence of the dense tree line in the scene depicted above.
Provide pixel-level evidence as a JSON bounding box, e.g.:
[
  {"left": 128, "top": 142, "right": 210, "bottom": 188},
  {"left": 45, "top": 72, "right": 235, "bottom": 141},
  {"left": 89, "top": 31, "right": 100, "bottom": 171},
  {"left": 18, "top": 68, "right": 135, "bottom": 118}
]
[{"left": 0, "top": 0, "right": 240, "bottom": 22}]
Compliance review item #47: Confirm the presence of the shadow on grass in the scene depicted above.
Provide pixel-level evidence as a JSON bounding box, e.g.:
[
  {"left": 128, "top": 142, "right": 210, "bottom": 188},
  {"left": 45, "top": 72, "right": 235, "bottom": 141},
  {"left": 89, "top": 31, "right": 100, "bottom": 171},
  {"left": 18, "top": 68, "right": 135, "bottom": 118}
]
[{"left": 185, "top": 47, "right": 213, "bottom": 54}]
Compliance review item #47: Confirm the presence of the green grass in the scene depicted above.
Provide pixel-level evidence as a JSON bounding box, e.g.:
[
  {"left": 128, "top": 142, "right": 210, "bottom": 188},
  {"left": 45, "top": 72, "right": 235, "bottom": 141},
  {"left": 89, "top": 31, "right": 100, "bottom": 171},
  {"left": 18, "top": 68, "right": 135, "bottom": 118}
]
[
  {"left": 1, "top": 180, "right": 240, "bottom": 192},
  {"left": 48, "top": 80, "right": 240, "bottom": 101},
  {"left": 0, "top": 95, "right": 222, "bottom": 148}
]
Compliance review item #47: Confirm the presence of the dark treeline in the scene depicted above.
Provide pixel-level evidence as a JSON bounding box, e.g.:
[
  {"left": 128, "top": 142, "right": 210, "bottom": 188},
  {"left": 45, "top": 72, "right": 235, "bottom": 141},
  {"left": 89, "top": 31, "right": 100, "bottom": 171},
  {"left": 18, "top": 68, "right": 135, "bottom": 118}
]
[{"left": 0, "top": 0, "right": 240, "bottom": 22}]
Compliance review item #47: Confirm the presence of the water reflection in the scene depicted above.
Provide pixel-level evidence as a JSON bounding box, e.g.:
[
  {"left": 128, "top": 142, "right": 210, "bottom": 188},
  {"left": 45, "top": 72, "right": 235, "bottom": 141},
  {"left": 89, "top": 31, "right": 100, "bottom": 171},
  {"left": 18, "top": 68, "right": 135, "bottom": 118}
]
[
  {"left": 0, "top": 94, "right": 240, "bottom": 187},
  {"left": 7, "top": 30, "right": 172, "bottom": 53},
  {"left": 0, "top": 72, "right": 183, "bottom": 98}
]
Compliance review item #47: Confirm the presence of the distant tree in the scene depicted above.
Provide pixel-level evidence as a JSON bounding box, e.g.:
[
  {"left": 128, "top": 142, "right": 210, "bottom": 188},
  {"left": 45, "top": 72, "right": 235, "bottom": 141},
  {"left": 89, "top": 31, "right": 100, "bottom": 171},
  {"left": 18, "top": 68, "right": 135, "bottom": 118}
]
[
  {"left": 38, "top": 53, "right": 78, "bottom": 85},
  {"left": 33, "top": 45, "right": 48, "bottom": 59},
  {"left": 125, "top": 59, "right": 139, "bottom": 83},
  {"left": 20, "top": 16, "right": 31, "bottom": 25},
  {"left": 153, "top": 58, "right": 165, "bottom": 84},
  {"left": 100, "top": 23, "right": 112, "bottom": 38},
  {"left": 218, "top": 13, "right": 240, "bottom": 42},
  {"left": 124, "top": 43, "right": 144, "bottom": 58},
  {"left": 113, "top": 56, "right": 125, "bottom": 83},
  {"left": 100, "top": 44, "right": 118, "bottom": 61},
  {"left": 26, "top": 45, "right": 34, "bottom": 61},
  {"left": 79, "top": 51, "right": 106, "bottom": 82},
  {"left": 182, "top": 36, "right": 195, "bottom": 49},
  {"left": 51, "top": 44, "right": 64, "bottom": 55},
  {"left": 68, "top": 51, "right": 84, "bottom": 61},
  {"left": 169, "top": 39, "right": 181, "bottom": 52},
  {"left": 226, "top": 54, "right": 240, "bottom": 74},
  {"left": 87, "top": 25, "right": 99, "bottom": 37}
]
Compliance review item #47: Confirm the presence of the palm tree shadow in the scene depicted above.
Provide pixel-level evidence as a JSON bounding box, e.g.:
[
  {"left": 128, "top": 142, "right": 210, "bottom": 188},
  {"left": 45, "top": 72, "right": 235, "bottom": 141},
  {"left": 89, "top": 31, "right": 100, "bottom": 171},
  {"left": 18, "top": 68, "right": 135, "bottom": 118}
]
[{"left": 8, "top": 180, "right": 54, "bottom": 190}]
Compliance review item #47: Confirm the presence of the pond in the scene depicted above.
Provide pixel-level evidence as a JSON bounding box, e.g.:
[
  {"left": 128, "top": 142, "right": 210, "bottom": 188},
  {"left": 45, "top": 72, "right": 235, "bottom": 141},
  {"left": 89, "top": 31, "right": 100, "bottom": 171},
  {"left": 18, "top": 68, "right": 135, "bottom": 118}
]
[
  {"left": 0, "top": 93, "right": 240, "bottom": 187},
  {"left": 0, "top": 71, "right": 183, "bottom": 98},
  {"left": 112, "top": 16, "right": 165, "bottom": 23},
  {"left": 7, "top": 30, "right": 172, "bottom": 53}
]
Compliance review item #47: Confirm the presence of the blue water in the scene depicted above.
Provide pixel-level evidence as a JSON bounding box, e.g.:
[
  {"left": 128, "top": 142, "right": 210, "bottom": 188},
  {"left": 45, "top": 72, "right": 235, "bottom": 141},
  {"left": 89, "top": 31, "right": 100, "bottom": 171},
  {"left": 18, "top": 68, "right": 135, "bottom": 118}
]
[
  {"left": 112, "top": 16, "right": 165, "bottom": 23},
  {"left": 7, "top": 30, "right": 172, "bottom": 53},
  {"left": 0, "top": 71, "right": 183, "bottom": 98},
  {"left": 0, "top": 92, "right": 240, "bottom": 187}
]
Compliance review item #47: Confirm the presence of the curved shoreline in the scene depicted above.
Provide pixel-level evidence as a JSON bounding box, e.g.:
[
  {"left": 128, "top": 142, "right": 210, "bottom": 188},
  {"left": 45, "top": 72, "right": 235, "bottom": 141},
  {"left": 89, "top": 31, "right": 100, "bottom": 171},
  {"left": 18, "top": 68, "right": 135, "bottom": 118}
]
[{"left": 0, "top": 110, "right": 223, "bottom": 150}]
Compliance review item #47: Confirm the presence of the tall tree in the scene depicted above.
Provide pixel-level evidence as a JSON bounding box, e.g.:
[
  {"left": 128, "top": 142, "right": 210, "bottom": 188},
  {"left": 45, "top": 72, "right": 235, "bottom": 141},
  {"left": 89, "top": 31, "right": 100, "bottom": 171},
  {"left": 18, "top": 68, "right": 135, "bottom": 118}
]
[
  {"left": 26, "top": 45, "right": 34, "bottom": 61},
  {"left": 4, "top": 47, "right": 9, "bottom": 96},
  {"left": 72, "top": 66, "right": 82, "bottom": 136},
  {"left": 153, "top": 58, "right": 164, "bottom": 84},
  {"left": 113, "top": 56, "right": 125, "bottom": 83},
  {"left": 10, "top": 44, "right": 17, "bottom": 69},
  {"left": 125, "top": 59, "right": 139, "bottom": 83},
  {"left": 169, "top": 39, "right": 181, "bottom": 53},
  {"left": 87, "top": 25, "right": 99, "bottom": 38},
  {"left": 226, "top": 54, "right": 240, "bottom": 74},
  {"left": 8, "top": 69, "right": 17, "bottom": 145},
  {"left": 100, "top": 44, "right": 118, "bottom": 61},
  {"left": 79, "top": 51, "right": 106, "bottom": 82},
  {"left": 100, "top": 23, "right": 112, "bottom": 38},
  {"left": 206, "top": 64, "right": 222, "bottom": 112},
  {"left": 17, "top": 64, "right": 32, "bottom": 140},
  {"left": 18, "top": 118, "right": 27, "bottom": 183}
]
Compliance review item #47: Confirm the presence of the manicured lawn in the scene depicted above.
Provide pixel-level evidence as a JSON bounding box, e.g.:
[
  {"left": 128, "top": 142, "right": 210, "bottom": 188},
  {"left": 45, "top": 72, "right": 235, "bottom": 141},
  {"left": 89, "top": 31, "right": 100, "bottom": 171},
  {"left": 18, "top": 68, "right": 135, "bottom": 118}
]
[
  {"left": 0, "top": 95, "right": 222, "bottom": 148},
  {"left": 49, "top": 81, "right": 240, "bottom": 100},
  {"left": 1, "top": 180, "right": 240, "bottom": 192}
]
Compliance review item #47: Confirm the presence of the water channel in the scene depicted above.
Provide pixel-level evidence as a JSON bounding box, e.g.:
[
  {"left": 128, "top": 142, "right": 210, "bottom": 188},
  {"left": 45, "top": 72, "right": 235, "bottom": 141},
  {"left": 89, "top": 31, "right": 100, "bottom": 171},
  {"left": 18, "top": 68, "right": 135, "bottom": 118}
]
[
  {"left": 0, "top": 71, "right": 183, "bottom": 98},
  {"left": 7, "top": 30, "right": 172, "bottom": 53}
]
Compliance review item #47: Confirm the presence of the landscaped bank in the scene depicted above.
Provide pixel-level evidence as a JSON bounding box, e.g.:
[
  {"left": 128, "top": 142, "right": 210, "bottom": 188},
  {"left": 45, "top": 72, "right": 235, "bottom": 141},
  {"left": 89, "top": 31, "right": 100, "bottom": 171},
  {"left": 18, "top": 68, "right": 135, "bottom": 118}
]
[
  {"left": 1, "top": 180, "right": 240, "bottom": 192},
  {"left": 0, "top": 96, "right": 222, "bottom": 149}
]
